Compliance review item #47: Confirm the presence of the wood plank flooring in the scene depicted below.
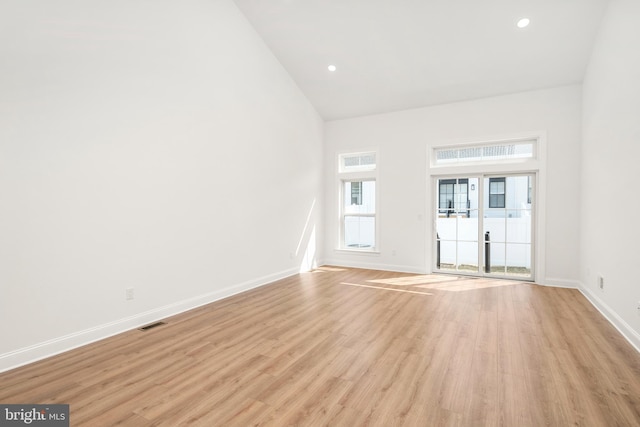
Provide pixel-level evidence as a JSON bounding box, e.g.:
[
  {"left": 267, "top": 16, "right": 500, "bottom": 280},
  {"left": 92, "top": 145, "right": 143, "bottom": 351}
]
[{"left": 1, "top": 267, "right": 639, "bottom": 426}]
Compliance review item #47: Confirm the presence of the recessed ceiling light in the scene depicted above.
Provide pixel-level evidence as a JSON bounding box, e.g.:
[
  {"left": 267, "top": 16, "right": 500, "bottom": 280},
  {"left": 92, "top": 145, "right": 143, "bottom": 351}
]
[
  {"left": 328, "top": 64, "right": 337, "bottom": 72},
  {"left": 517, "top": 18, "right": 530, "bottom": 28}
]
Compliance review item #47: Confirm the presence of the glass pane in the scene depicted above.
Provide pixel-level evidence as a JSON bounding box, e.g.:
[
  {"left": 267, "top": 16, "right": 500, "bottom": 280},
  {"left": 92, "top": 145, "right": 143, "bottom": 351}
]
[
  {"left": 455, "top": 180, "right": 468, "bottom": 212},
  {"left": 344, "top": 216, "right": 375, "bottom": 248},
  {"left": 489, "top": 181, "right": 504, "bottom": 194},
  {"left": 468, "top": 177, "right": 479, "bottom": 212},
  {"left": 456, "top": 189, "right": 468, "bottom": 213},
  {"left": 484, "top": 209, "right": 506, "bottom": 243},
  {"left": 482, "top": 175, "right": 534, "bottom": 278},
  {"left": 436, "top": 215, "right": 456, "bottom": 241},
  {"left": 436, "top": 177, "right": 480, "bottom": 272},
  {"left": 506, "top": 243, "right": 531, "bottom": 277},
  {"left": 341, "top": 152, "right": 376, "bottom": 172},
  {"left": 434, "top": 141, "right": 535, "bottom": 165},
  {"left": 486, "top": 177, "right": 507, "bottom": 209},
  {"left": 440, "top": 194, "right": 452, "bottom": 211},
  {"left": 458, "top": 241, "right": 479, "bottom": 273},
  {"left": 507, "top": 176, "right": 531, "bottom": 208},
  {"left": 506, "top": 210, "right": 532, "bottom": 244},
  {"left": 457, "top": 216, "right": 478, "bottom": 242},
  {"left": 344, "top": 182, "right": 352, "bottom": 208},
  {"left": 344, "top": 180, "right": 375, "bottom": 214},
  {"left": 351, "top": 182, "right": 362, "bottom": 205},
  {"left": 437, "top": 178, "right": 472, "bottom": 214},
  {"left": 438, "top": 240, "right": 456, "bottom": 271},
  {"left": 486, "top": 242, "right": 506, "bottom": 275}
]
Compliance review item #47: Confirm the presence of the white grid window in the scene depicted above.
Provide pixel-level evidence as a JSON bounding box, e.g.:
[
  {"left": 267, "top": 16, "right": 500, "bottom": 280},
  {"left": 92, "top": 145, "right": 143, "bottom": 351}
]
[{"left": 339, "top": 151, "right": 377, "bottom": 250}]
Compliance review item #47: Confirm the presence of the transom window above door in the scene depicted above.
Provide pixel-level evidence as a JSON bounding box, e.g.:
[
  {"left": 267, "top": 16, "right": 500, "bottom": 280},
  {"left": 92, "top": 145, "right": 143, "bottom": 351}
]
[{"left": 432, "top": 140, "right": 536, "bottom": 166}]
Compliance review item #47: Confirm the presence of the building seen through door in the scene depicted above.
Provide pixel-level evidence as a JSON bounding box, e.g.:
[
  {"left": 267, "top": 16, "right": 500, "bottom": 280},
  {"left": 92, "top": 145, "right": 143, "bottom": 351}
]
[{"left": 436, "top": 175, "right": 533, "bottom": 279}]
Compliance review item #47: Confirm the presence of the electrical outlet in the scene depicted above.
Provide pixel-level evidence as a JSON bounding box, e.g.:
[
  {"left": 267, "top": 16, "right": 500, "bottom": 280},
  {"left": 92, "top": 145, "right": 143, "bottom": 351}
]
[
  {"left": 126, "top": 288, "right": 134, "bottom": 301},
  {"left": 598, "top": 276, "right": 604, "bottom": 290}
]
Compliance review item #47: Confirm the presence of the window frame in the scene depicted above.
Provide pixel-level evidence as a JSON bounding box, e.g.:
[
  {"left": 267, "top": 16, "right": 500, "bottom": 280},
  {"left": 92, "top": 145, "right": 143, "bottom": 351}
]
[
  {"left": 431, "top": 139, "right": 536, "bottom": 167},
  {"left": 338, "top": 151, "right": 378, "bottom": 252},
  {"left": 428, "top": 131, "right": 546, "bottom": 282},
  {"left": 339, "top": 152, "right": 377, "bottom": 173},
  {"left": 488, "top": 177, "right": 506, "bottom": 208}
]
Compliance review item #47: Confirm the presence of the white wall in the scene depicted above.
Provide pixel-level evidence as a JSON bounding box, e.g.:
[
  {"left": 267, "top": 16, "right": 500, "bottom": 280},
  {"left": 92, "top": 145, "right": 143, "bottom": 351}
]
[
  {"left": 0, "top": 0, "right": 323, "bottom": 371},
  {"left": 324, "top": 85, "right": 582, "bottom": 283},
  {"left": 581, "top": 0, "right": 640, "bottom": 349}
]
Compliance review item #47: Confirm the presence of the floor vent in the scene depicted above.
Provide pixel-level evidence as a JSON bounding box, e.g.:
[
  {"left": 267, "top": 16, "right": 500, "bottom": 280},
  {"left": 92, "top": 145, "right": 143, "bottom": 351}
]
[{"left": 139, "top": 321, "right": 166, "bottom": 331}]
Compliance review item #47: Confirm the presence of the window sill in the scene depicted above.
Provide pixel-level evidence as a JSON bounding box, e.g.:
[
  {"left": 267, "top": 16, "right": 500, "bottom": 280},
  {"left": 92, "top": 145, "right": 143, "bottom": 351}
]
[{"left": 335, "top": 248, "right": 380, "bottom": 255}]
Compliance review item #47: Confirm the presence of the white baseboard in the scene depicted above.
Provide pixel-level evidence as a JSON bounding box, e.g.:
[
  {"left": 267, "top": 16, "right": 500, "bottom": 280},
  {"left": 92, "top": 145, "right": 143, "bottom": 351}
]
[
  {"left": 578, "top": 282, "right": 640, "bottom": 354},
  {"left": 540, "top": 277, "right": 579, "bottom": 289},
  {"left": 9, "top": 267, "right": 634, "bottom": 373},
  {"left": 322, "top": 258, "right": 427, "bottom": 275},
  {"left": 0, "top": 267, "right": 299, "bottom": 373}
]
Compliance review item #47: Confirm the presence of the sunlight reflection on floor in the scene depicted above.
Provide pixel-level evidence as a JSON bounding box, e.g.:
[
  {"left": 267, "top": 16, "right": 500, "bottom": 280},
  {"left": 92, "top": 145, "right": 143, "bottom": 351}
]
[
  {"left": 367, "top": 274, "right": 522, "bottom": 292},
  {"left": 340, "top": 282, "right": 434, "bottom": 296},
  {"left": 311, "top": 266, "right": 347, "bottom": 273},
  {"left": 367, "top": 275, "right": 460, "bottom": 286}
]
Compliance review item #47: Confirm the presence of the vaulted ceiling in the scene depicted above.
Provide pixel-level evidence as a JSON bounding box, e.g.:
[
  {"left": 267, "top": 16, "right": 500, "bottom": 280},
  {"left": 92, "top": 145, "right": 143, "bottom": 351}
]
[{"left": 233, "top": 0, "right": 609, "bottom": 120}]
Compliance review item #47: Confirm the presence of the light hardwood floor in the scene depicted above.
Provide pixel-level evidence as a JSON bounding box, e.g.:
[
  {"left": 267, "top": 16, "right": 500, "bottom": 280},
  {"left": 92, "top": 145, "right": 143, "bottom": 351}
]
[{"left": 1, "top": 267, "right": 639, "bottom": 426}]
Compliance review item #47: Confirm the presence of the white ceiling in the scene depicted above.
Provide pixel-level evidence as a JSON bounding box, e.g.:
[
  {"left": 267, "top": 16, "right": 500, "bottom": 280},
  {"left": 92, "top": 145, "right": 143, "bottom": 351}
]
[{"left": 233, "top": 0, "right": 609, "bottom": 120}]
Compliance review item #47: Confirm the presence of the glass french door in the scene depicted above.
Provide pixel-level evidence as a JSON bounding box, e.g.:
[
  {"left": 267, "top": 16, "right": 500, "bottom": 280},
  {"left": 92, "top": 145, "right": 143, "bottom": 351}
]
[{"left": 435, "top": 174, "right": 534, "bottom": 280}]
